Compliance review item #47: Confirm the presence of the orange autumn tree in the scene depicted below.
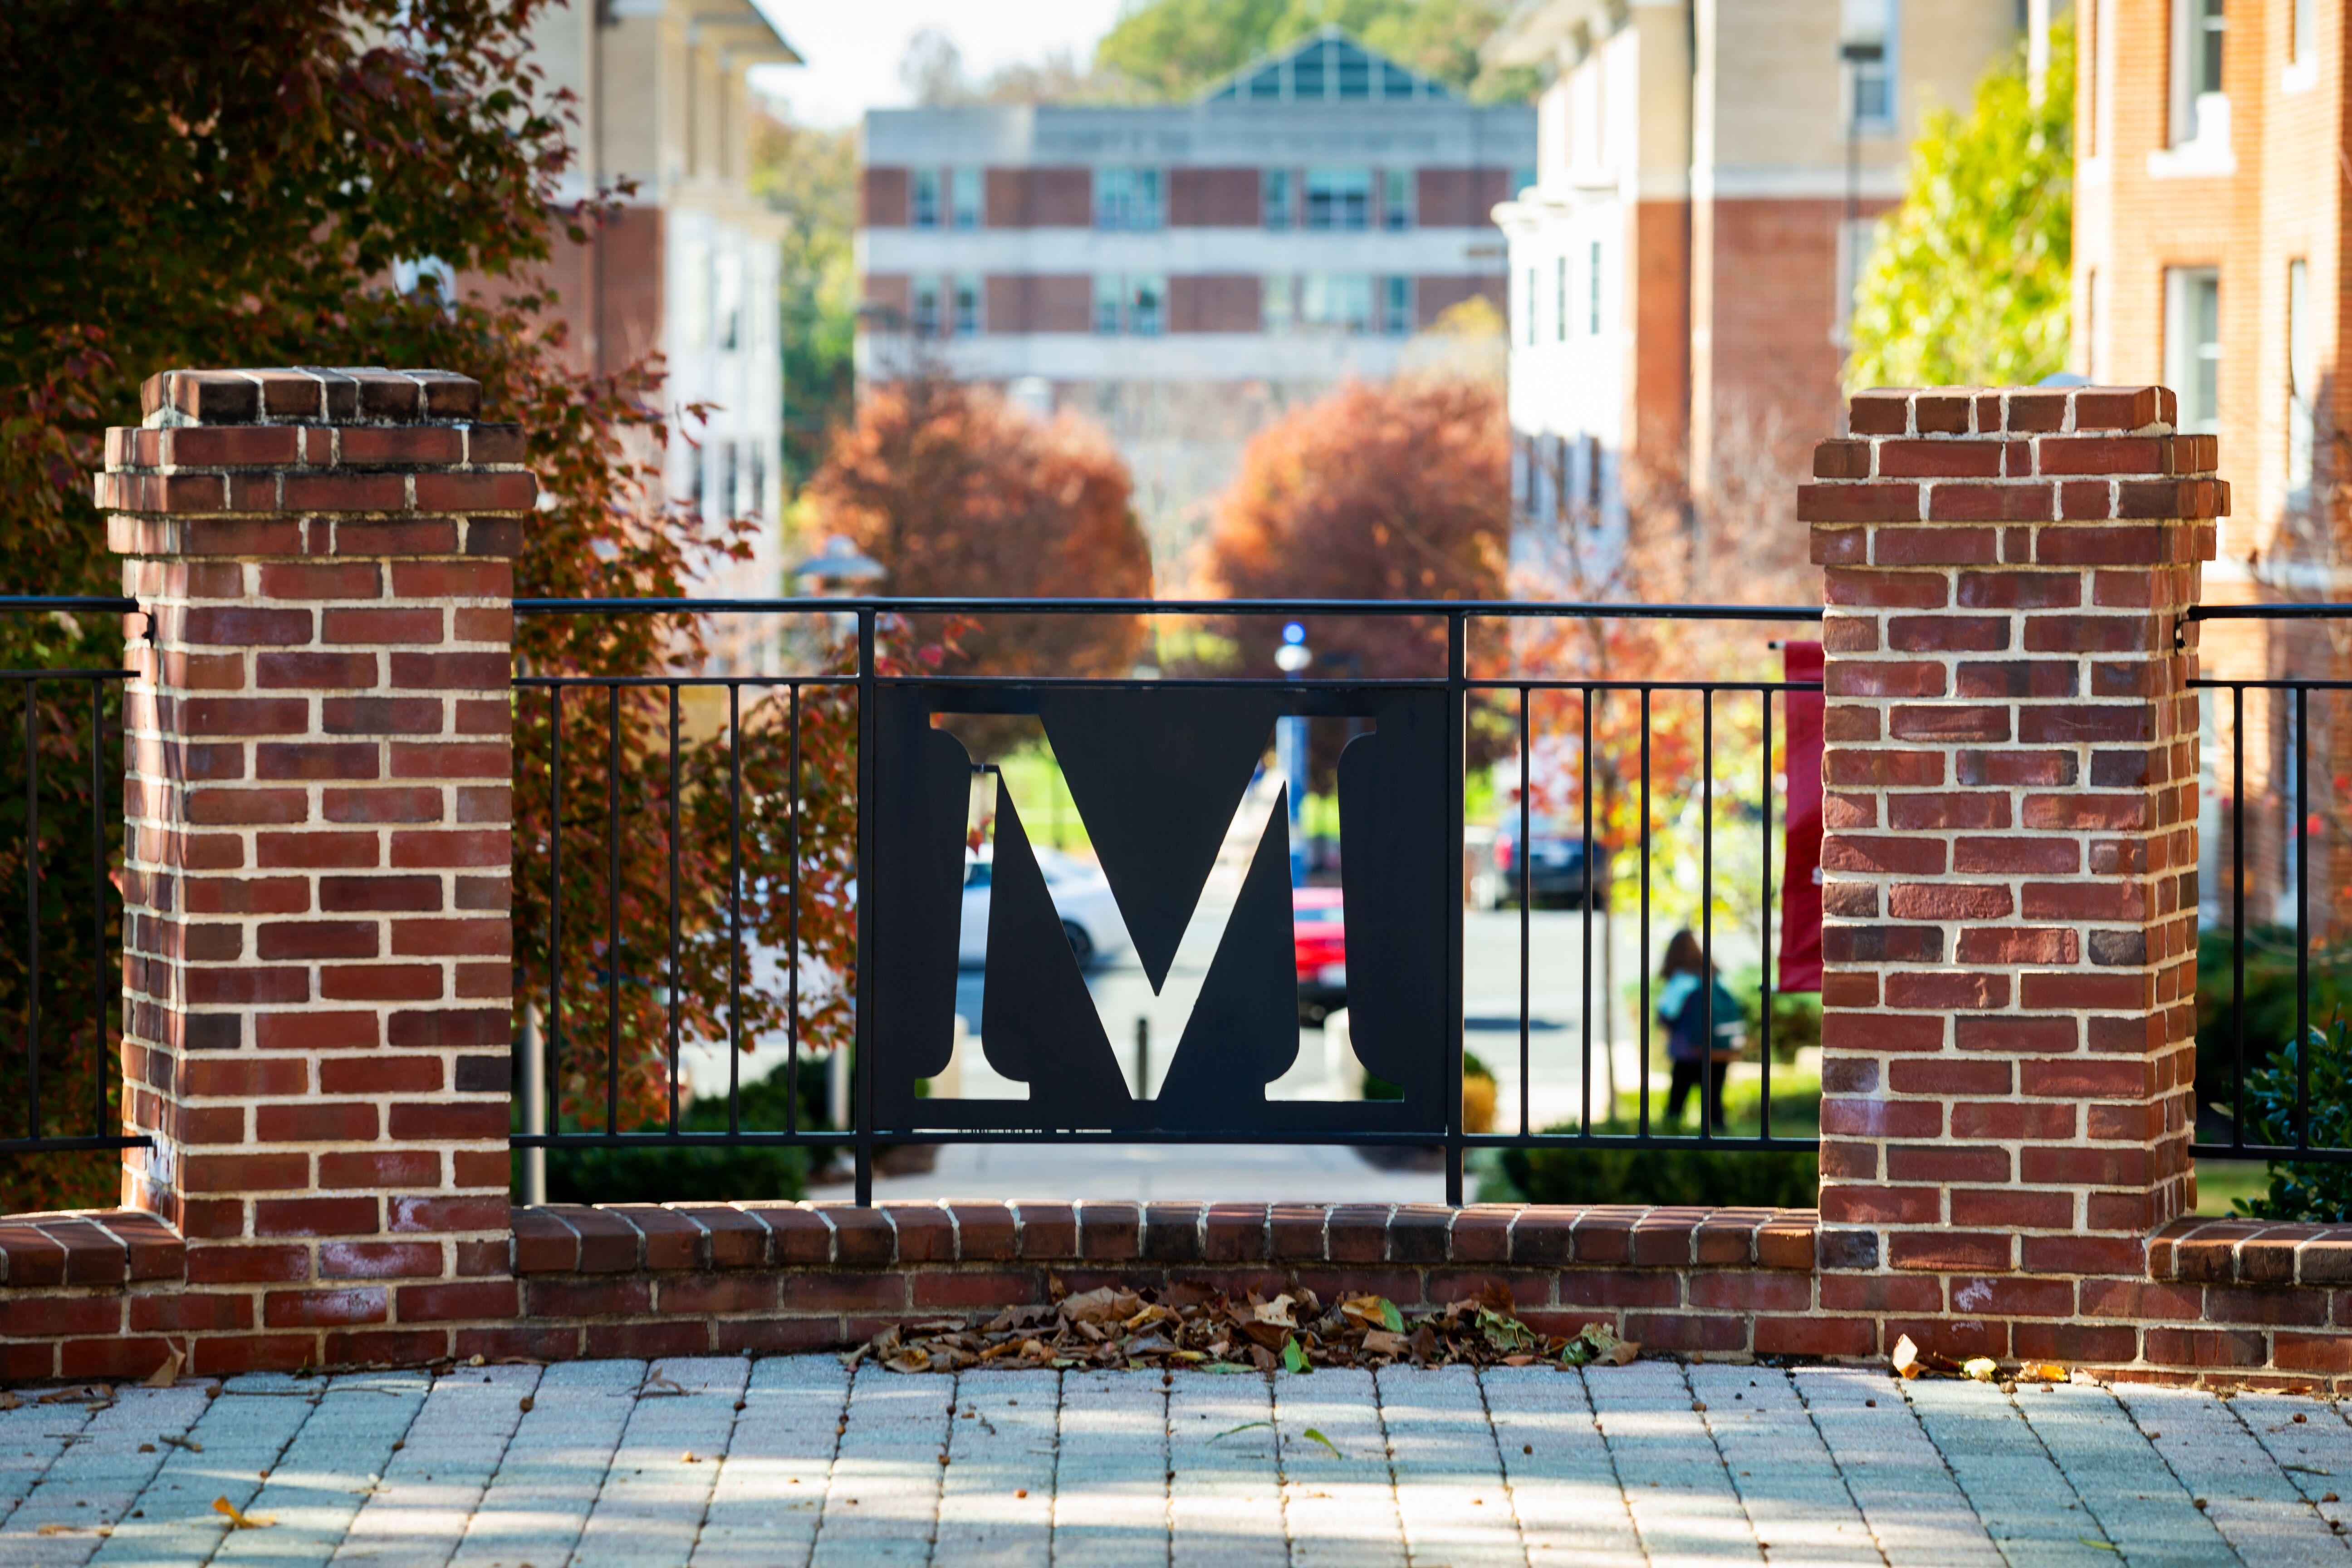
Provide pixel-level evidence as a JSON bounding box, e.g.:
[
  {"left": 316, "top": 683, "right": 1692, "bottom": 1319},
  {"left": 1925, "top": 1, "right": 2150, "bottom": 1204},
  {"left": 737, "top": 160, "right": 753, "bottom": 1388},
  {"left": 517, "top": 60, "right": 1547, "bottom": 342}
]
[
  {"left": 804, "top": 374, "right": 1152, "bottom": 722},
  {"left": 1206, "top": 376, "right": 1509, "bottom": 765}
]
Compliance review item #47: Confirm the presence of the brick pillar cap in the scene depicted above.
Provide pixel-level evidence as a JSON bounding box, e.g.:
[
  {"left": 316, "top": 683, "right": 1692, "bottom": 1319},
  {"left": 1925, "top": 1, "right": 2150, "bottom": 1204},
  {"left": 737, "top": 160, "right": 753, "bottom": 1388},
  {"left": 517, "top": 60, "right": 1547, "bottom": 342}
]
[
  {"left": 1845, "top": 384, "right": 2180, "bottom": 438},
  {"left": 138, "top": 367, "right": 482, "bottom": 427}
]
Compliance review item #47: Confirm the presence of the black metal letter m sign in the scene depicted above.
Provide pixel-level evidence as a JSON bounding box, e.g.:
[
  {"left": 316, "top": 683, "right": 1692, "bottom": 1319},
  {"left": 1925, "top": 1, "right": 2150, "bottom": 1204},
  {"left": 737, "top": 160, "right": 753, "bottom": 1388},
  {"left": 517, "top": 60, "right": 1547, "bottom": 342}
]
[{"left": 869, "top": 682, "right": 1450, "bottom": 1136}]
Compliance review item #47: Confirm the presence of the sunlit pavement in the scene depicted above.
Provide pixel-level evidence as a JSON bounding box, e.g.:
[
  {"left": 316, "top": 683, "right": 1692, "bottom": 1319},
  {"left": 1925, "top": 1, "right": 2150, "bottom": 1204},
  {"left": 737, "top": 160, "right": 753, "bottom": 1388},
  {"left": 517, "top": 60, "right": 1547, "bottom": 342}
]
[{"left": 0, "top": 1358, "right": 2341, "bottom": 1566}]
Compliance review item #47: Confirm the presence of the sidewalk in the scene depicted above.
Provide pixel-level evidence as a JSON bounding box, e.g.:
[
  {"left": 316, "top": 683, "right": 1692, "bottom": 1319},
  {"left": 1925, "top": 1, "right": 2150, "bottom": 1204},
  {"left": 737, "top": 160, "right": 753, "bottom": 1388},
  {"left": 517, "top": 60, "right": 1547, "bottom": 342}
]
[{"left": 0, "top": 1357, "right": 2340, "bottom": 1566}]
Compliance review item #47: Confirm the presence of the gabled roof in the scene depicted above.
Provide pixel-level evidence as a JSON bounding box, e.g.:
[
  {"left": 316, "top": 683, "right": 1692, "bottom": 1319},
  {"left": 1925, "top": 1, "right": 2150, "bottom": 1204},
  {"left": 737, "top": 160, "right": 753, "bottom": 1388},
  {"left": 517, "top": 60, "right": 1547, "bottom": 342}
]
[{"left": 1199, "top": 25, "right": 1459, "bottom": 106}]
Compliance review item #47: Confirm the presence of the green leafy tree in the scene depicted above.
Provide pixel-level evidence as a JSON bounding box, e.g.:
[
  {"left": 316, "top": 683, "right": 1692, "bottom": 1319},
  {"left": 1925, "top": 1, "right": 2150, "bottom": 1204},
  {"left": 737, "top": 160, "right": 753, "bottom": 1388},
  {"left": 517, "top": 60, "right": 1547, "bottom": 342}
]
[
  {"left": 1845, "top": 18, "right": 2074, "bottom": 390},
  {"left": 0, "top": 0, "right": 861, "bottom": 1206},
  {"left": 1094, "top": 0, "right": 1536, "bottom": 102},
  {"left": 751, "top": 110, "right": 858, "bottom": 487}
]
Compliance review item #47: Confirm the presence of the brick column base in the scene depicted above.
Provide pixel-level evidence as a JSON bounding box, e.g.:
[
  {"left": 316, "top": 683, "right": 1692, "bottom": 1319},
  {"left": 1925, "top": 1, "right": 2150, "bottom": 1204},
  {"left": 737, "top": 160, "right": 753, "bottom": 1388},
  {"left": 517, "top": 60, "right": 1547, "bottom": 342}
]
[
  {"left": 101, "top": 366, "right": 530, "bottom": 1374},
  {"left": 1801, "top": 383, "right": 2220, "bottom": 1363}
]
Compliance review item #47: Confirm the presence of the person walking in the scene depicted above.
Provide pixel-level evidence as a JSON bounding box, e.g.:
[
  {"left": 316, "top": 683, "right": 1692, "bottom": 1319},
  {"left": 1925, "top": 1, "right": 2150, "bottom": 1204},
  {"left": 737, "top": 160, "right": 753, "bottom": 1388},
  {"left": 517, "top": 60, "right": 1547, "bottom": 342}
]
[{"left": 1656, "top": 929, "right": 1743, "bottom": 1130}]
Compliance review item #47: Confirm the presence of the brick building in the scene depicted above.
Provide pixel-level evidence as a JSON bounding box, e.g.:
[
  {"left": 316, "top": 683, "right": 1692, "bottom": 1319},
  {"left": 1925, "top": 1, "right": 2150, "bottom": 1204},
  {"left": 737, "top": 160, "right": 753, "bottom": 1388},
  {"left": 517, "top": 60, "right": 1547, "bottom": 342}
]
[
  {"left": 855, "top": 29, "right": 1534, "bottom": 573},
  {"left": 523, "top": 0, "right": 798, "bottom": 608},
  {"left": 2071, "top": 0, "right": 2343, "bottom": 928},
  {"left": 1487, "top": 0, "right": 2020, "bottom": 582}
]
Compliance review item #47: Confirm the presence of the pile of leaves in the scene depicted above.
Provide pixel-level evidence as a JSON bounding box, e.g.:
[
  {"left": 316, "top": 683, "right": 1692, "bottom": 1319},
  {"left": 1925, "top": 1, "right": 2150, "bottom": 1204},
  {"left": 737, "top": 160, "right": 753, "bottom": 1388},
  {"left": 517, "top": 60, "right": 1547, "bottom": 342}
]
[{"left": 845, "top": 1281, "right": 1639, "bottom": 1376}]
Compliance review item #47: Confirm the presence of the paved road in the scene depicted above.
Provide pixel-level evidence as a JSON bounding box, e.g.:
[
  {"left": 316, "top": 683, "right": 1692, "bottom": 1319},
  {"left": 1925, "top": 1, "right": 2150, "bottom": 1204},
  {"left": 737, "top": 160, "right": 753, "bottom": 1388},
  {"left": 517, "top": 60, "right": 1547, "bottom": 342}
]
[{"left": 1, "top": 1358, "right": 2343, "bottom": 1566}]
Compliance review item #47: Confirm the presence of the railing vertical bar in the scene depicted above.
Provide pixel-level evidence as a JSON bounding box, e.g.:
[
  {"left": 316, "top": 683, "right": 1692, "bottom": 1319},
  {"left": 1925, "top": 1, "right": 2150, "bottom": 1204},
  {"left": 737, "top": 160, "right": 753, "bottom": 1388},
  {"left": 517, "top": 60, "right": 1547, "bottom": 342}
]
[
  {"left": 2296, "top": 683, "right": 2310, "bottom": 1152},
  {"left": 854, "top": 611, "right": 877, "bottom": 1205},
  {"left": 548, "top": 687, "right": 564, "bottom": 1142},
  {"left": 1580, "top": 683, "right": 1595, "bottom": 1137},
  {"left": 1759, "top": 685, "right": 1774, "bottom": 1143},
  {"left": 89, "top": 680, "right": 105, "bottom": 1135},
  {"left": 728, "top": 681, "right": 744, "bottom": 1139},
  {"left": 1517, "top": 685, "right": 1530, "bottom": 1138},
  {"left": 2231, "top": 684, "right": 2245, "bottom": 1150},
  {"left": 605, "top": 682, "right": 620, "bottom": 1139},
  {"left": 787, "top": 682, "right": 803, "bottom": 1138},
  {"left": 1444, "top": 611, "right": 1467, "bottom": 1205},
  {"left": 24, "top": 683, "right": 39, "bottom": 1142},
  {"left": 1638, "top": 688, "right": 1652, "bottom": 1141},
  {"left": 1699, "top": 688, "right": 1713, "bottom": 1142},
  {"left": 666, "top": 682, "right": 681, "bottom": 1137}
]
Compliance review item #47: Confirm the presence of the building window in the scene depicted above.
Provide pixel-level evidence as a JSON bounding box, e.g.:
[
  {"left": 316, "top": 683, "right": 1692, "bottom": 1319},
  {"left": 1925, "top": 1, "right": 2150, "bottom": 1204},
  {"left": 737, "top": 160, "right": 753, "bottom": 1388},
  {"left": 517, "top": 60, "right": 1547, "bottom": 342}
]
[
  {"left": 1842, "top": 0, "right": 1895, "bottom": 129},
  {"left": 1585, "top": 435, "right": 1603, "bottom": 513},
  {"left": 951, "top": 168, "right": 982, "bottom": 230},
  {"left": 1264, "top": 170, "right": 1293, "bottom": 231},
  {"left": 1301, "top": 274, "right": 1372, "bottom": 334},
  {"left": 1524, "top": 267, "right": 1538, "bottom": 346},
  {"left": 1095, "top": 167, "right": 1164, "bottom": 231},
  {"left": 911, "top": 169, "right": 941, "bottom": 229},
  {"left": 1382, "top": 276, "right": 1413, "bottom": 336},
  {"left": 912, "top": 275, "right": 941, "bottom": 338},
  {"left": 2165, "top": 266, "right": 2221, "bottom": 435},
  {"left": 1305, "top": 167, "right": 1372, "bottom": 231},
  {"left": 1094, "top": 274, "right": 1165, "bottom": 334},
  {"left": 1129, "top": 275, "right": 1166, "bottom": 336},
  {"left": 1382, "top": 168, "right": 1413, "bottom": 230},
  {"left": 2170, "top": 0, "right": 2226, "bottom": 147},
  {"left": 1588, "top": 242, "right": 1602, "bottom": 334},
  {"left": 1264, "top": 274, "right": 1298, "bottom": 333},
  {"left": 1556, "top": 257, "right": 1569, "bottom": 342},
  {"left": 954, "top": 274, "right": 982, "bottom": 336},
  {"left": 2289, "top": 258, "right": 2314, "bottom": 496},
  {"left": 748, "top": 446, "right": 766, "bottom": 519},
  {"left": 2293, "top": 0, "right": 2314, "bottom": 64}
]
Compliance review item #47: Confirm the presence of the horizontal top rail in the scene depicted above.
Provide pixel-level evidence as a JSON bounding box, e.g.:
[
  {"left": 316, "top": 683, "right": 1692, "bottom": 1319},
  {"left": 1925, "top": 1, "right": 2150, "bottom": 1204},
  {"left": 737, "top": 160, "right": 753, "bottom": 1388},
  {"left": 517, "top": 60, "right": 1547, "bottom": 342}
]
[
  {"left": 2185, "top": 602, "right": 2352, "bottom": 620},
  {"left": 514, "top": 596, "right": 1828, "bottom": 621}
]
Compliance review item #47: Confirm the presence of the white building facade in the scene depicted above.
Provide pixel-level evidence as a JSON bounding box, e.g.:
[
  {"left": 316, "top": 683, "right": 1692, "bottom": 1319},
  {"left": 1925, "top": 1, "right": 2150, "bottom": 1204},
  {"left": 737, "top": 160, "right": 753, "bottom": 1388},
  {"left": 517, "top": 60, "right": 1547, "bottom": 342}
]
[
  {"left": 856, "top": 30, "right": 1535, "bottom": 571},
  {"left": 528, "top": 0, "right": 797, "bottom": 603}
]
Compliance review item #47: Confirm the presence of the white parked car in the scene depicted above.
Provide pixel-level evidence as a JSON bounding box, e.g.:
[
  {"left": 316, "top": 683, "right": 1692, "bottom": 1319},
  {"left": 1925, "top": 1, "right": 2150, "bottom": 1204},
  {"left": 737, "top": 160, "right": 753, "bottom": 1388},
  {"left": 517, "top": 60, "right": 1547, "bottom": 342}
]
[{"left": 960, "top": 847, "right": 1131, "bottom": 969}]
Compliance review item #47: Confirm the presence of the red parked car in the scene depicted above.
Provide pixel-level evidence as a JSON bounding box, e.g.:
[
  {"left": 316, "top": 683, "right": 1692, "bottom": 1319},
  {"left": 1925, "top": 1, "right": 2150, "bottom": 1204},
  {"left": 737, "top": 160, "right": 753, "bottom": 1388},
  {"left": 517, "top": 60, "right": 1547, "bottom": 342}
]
[{"left": 1294, "top": 886, "right": 1346, "bottom": 1024}]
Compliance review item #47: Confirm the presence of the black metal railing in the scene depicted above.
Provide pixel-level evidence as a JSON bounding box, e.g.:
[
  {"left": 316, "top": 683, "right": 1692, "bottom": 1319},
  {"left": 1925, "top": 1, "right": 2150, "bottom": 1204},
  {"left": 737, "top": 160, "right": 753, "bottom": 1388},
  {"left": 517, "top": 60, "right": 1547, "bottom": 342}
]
[
  {"left": 513, "top": 598, "right": 1826, "bottom": 1203},
  {"left": 2187, "top": 600, "right": 2352, "bottom": 1165},
  {"left": 0, "top": 598, "right": 144, "bottom": 1156}
]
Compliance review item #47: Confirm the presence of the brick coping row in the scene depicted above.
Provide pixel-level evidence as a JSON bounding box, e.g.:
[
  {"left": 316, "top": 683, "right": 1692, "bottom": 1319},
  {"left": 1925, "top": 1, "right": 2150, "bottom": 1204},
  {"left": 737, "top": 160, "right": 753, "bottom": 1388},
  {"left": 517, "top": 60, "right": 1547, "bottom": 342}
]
[
  {"left": 6, "top": 1204, "right": 2350, "bottom": 1290},
  {"left": 0, "top": 1203, "right": 1817, "bottom": 1285}
]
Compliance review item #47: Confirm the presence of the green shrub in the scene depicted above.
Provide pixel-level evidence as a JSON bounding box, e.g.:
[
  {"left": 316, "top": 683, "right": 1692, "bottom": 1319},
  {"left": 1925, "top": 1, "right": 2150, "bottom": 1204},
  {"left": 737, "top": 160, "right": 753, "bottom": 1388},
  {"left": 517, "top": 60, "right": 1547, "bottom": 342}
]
[
  {"left": 2195, "top": 924, "right": 2352, "bottom": 1128},
  {"left": 1480, "top": 1121, "right": 1819, "bottom": 1208},
  {"left": 2234, "top": 1014, "right": 2352, "bottom": 1222},
  {"left": 1724, "top": 964, "right": 1820, "bottom": 1065},
  {"left": 523, "top": 1057, "right": 822, "bottom": 1205}
]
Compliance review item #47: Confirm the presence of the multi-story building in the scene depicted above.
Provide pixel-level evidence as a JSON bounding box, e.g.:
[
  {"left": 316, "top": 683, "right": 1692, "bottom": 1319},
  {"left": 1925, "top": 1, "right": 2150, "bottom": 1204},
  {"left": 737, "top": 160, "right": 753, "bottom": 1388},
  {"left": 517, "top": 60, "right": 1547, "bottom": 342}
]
[
  {"left": 856, "top": 29, "right": 1534, "bottom": 573},
  {"left": 2071, "top": 0, "right": 2344, "bottom": 926},
  {"left": 524, "top": 0, "right": 798, "bottom": 602},
  {"left": 1487, "top": 0, "right": 2018, "bottom": 583}
]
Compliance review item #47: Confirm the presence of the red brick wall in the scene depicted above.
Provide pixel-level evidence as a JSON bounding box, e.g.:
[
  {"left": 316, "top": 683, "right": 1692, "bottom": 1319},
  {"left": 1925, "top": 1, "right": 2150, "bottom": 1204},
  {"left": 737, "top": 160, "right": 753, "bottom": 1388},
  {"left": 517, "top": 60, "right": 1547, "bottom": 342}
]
[
  {"left": 1169, "top": 275, "right": 1261, "bottom": 332},
  {"left": 862, "top": 167, "right": 909, "bottom": 228},
  {"left": 1417, "top": 168, "right": 1517, "bottom": 228},
  {"left": 93, "top": 366, "right": 532, "bottom": 1377},
  {"left": 982, "top": 275, "right": 1093, "bottom": 334},
  {"left": 1169, "top": 169, "right": 1261, "bottom": 227},
  {"left": 1629, "top": 198, "right": 1692, "bottom": 480},
  {"left": 1416, "top": 275, "right": 1508, "bottom": 329}
]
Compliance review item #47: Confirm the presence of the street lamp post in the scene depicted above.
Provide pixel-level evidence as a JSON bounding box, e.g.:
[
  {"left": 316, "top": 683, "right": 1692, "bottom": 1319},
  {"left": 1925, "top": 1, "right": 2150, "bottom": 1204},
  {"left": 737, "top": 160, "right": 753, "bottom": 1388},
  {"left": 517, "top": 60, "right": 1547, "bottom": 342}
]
[{"left": 1275, "top": 622, "right": 1312, "bottom": 887}]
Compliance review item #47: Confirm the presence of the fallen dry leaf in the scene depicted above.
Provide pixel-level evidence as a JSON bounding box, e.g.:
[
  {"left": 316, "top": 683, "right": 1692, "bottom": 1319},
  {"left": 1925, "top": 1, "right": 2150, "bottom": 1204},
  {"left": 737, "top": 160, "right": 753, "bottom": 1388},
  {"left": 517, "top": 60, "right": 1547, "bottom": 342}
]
[
  {"left": 1892, "top": 1335, "right": 1922, "bottom": 1379},
  {"left": 143, "top": 1350, "right": 184, "bottom": 1390},
  {"left": 214, "top": 1497, "right": 275, "bottom": 1529},
  {"left": 2018, "top": 1362, "right": 2069, "bottom": 1383},
  {"left": 1963, "top": 1357, "right": 1998, "bottom": 1383}
]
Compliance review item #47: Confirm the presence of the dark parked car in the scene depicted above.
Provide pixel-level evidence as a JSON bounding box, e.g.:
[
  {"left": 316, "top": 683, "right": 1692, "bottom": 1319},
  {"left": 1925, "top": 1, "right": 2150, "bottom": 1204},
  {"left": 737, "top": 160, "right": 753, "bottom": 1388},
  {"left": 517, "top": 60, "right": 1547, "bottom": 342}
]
[{"left": 1486, "top": 815, "right": 1609, "bottom": 910}]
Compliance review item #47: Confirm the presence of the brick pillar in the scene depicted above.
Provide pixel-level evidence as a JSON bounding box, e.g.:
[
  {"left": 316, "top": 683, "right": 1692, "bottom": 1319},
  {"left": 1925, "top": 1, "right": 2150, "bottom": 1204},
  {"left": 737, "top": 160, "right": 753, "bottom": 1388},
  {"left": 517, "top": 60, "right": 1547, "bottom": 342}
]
[
  {"left": 1800, "top": 385, "right": 2222, "bottom": 1361},
  {"left": 100, "top": 367, "right": 530, "bottom": 1372}
]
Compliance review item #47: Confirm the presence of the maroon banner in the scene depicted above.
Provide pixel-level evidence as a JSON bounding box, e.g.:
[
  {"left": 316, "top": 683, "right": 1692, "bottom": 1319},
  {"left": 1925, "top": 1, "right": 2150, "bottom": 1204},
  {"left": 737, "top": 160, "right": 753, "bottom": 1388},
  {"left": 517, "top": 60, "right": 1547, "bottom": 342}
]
[{"left": 1777, "top": 640, "right": 1824, "bottom": 994}]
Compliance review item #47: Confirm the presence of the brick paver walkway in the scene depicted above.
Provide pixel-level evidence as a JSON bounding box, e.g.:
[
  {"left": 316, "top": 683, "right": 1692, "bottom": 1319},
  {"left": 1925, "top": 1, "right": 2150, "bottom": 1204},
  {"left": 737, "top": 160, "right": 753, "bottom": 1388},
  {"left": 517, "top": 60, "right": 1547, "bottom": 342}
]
[{"left": 0, "top": 1358, "right": 2341, "bottom": 1566}]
